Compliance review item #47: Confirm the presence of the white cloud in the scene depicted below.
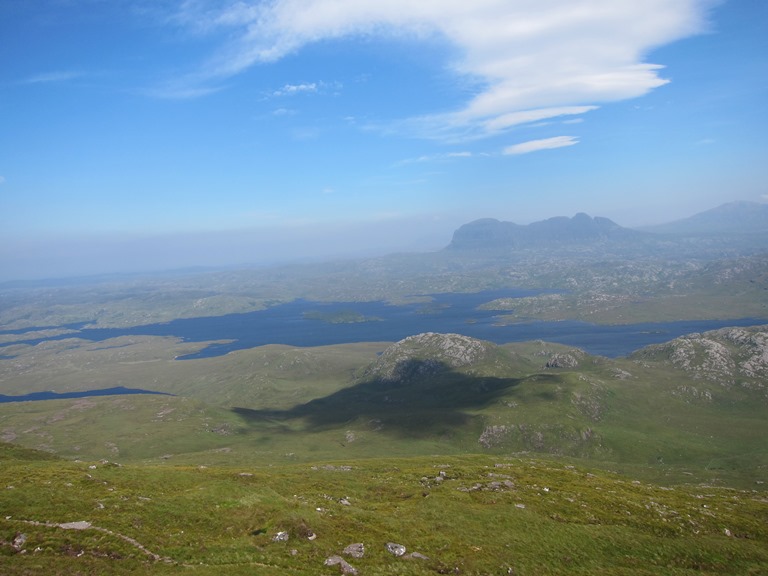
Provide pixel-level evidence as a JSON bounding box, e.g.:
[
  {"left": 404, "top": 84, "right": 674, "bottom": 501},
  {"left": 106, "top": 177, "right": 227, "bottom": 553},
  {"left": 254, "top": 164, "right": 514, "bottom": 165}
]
[
  {"left": 273, "top": 82, "right": 318, "bottom": 97},
  {"left": 503, "top": 135, "right": 579, "bottom": 155},
  {"left": 169, "top": 0, "right": 711, "bottom": 138}
]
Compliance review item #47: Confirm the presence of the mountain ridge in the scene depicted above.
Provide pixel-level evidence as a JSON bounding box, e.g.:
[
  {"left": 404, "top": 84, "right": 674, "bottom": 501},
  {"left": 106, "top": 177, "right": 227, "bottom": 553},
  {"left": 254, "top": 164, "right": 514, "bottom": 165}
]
[
  {"left": 446, "top": 212, "right": 646, "bottom": 251},
  {"left": 445, "top": 201, "right": 768, "bottom": 255}
]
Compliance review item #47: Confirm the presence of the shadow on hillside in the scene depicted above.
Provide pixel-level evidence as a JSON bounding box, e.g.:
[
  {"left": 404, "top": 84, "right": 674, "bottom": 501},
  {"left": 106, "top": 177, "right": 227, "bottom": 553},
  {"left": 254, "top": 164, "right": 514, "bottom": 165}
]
[{"left": 231, "top": 359, "right": 523, "bottom": 437}]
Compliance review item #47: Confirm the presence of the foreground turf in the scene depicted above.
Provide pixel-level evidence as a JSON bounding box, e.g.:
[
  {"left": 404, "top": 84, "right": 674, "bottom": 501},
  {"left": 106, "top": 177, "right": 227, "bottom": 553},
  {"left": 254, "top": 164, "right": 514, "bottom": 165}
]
[{"left": 1, "top": 447, "right": 766, "bottom": 575}]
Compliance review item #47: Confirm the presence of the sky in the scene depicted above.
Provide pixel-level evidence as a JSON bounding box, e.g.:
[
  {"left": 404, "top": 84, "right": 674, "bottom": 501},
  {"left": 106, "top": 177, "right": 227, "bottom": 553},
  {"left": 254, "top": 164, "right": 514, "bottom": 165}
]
[{"left": 1, "top": 0, "right": 767, "bottom": 280}]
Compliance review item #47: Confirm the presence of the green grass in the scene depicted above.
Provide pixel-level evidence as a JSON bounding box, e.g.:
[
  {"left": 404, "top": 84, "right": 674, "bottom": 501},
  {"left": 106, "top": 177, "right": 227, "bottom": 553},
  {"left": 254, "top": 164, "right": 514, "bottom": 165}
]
[
  {"left": 1, "top": 448, "right": 767, "bottom": 575},
  {"left": 1, "top": 330, "right": 767, "bottom": 488}
]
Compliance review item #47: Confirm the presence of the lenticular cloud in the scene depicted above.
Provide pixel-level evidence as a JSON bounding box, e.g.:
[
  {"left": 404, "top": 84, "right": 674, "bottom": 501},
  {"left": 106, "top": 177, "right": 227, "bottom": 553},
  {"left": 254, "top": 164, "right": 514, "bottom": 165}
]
[{"left": 176, "top": 0, "right": 711, "bottom": 138}]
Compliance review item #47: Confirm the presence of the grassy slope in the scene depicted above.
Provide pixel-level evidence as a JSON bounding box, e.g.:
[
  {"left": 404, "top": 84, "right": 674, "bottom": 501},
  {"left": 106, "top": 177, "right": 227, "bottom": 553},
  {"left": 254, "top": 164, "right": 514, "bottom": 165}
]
[
  {"left": 1, "top": 332, "right": 766, "bottom": 488},
  {"left": 2, "top": 446, "right": 767, "bottom": 575}
]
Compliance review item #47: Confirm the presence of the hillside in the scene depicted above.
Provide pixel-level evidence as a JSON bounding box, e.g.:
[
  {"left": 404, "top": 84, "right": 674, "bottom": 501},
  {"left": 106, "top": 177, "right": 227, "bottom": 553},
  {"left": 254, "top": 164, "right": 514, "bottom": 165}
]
[
  {"left": 1, "top": 328, "right": 766, "bottom": 488},
  {"left": 641, "top": 201, "right": 768, "bottom": 235},
  {"left": 630, "top": 325, "right": 768, "bottom": 390},
  {"left": 2, "top": 326, "right": 768, "bottom": 573},
  {"left": 2, "top": 445, "right": 766, "bottom": 575}
]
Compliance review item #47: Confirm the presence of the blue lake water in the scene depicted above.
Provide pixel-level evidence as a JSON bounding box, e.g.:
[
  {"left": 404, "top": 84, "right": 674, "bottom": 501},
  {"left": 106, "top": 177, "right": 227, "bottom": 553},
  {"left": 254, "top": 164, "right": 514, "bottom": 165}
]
[
  {"left": 0, "top": 386, "right": 173, "bottom": 403},
  {"left": 1, "top": 289, "right": 765, "bottom": 359}
]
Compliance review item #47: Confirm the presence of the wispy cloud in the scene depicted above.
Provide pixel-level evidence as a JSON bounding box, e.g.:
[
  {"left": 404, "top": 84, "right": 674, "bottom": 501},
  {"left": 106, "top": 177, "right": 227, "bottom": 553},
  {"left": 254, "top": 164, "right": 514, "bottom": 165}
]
[
  {"left": 20, "top": 70, "right": 83, "bottom": 85},
  {"left": 143, "top": 77, "right": 225, "bottom": 99},
  {"left": 396, "top": 151, "right": 477, "bottom": 165},
  {"left": 164, "top": 0, "right": 711, "bottom": 139},
  {"left": 503, "top": 136, "right": 579, "bottom": 155}
]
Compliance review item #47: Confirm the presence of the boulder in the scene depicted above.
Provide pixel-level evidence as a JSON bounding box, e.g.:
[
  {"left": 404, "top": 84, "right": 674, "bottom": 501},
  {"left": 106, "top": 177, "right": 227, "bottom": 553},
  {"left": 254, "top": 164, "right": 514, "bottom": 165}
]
[
  {"left": 324, "top": 555, "right": 358, "bottom": 575},
  {"left": 343, "top": 542, "right": 365, "bottom": 558}
]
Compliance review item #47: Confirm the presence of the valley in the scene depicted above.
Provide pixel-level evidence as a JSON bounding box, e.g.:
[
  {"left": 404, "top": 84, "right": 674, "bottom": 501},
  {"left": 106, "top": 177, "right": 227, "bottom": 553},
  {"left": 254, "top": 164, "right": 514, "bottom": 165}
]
[{"left": 1, "top": 203, "right": 768, "bottom": 574}]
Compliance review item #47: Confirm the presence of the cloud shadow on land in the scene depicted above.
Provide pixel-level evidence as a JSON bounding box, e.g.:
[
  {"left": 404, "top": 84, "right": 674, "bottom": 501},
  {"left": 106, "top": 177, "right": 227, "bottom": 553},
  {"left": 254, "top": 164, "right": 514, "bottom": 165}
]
[{"left": 231, "top": 359, "right": 523, "bottom": 438}]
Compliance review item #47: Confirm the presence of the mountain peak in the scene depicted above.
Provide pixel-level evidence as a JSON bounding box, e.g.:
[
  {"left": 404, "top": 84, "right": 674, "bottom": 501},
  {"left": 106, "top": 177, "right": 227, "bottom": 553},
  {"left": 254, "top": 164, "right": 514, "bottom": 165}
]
[{"left": 447, "top": 212, "right": 636, "bottom": 250}]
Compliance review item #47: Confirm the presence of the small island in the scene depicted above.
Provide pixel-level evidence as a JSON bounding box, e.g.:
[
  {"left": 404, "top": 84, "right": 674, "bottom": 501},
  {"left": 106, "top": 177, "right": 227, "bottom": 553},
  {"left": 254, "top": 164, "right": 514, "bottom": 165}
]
[{"left": 303, "top": 309, "right": 382, "bottom": 324}]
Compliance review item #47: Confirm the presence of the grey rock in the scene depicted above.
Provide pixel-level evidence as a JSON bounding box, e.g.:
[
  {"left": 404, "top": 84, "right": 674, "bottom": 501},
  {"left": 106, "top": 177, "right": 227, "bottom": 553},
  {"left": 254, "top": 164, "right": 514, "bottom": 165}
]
[
  {"left": 324, "top": 555, "right": 358, "bottom": 575},
  {"left": 386, "top": 542, "right": 406, "bottom": 556},
  {"left": 343, "top": 542, "right": 365, "bottom": 558},
  {"left": 404, "top": 551, "right": 430, "bottom": 560},
  {"left": 272, "top": 531, "right": 289, "bottom": 542},
  {"left": 12, "top": 533, "right": 26, "bottom": 550},
  {"left": 59, "top": 521, "right": 91, "bottom": 530}
]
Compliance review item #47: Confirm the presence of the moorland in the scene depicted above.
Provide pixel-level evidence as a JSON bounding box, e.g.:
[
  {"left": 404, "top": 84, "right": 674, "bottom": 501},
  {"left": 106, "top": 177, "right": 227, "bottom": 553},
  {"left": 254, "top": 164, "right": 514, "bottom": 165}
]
[{"left": 1, "top": 202, "right": 767, "bottom": 575}]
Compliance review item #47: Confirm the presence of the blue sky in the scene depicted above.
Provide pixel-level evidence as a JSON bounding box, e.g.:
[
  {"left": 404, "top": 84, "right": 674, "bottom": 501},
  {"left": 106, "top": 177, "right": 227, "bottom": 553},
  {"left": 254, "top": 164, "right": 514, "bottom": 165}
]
[{"left": 1, "top": 0, "right": 767, "bottom": 280}]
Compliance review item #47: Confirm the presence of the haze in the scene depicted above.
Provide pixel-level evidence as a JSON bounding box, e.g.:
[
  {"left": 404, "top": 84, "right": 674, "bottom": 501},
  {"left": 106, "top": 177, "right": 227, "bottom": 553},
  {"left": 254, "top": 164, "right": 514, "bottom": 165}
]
[{"left": 1, "top": 0, "right": 767, "bottom": 281}]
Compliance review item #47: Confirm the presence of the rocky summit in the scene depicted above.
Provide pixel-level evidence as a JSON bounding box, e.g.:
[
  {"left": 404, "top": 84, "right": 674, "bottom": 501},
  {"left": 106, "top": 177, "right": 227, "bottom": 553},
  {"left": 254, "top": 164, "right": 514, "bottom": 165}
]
[{"left": 361, "top": 332, "right": 495, "bottom": 384}]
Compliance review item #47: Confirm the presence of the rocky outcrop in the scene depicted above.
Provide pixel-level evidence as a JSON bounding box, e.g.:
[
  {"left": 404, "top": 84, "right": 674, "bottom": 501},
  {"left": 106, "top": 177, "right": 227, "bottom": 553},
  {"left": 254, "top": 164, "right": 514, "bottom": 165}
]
[
  {"left": 545, "top": 351, "right": 583, "bottom": 368},
  {"left": 362, "top": 333, "right": 495, "bottom": 384},
  {"left": 478, "top": 425, "right": 511, "bottom": 448},
  {"left": 632, "top": 325, "right": 768, "bottom": 392}
]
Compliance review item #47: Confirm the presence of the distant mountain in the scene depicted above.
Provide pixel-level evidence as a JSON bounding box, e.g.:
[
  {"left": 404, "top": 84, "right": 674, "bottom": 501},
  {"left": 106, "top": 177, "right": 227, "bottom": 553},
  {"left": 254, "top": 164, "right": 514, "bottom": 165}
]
[
  {"left": 446, "top": 212, "right": 647, "bottom": 251},
  {"left": 640, "top": 201, "right": 768, "bottom": 235}
]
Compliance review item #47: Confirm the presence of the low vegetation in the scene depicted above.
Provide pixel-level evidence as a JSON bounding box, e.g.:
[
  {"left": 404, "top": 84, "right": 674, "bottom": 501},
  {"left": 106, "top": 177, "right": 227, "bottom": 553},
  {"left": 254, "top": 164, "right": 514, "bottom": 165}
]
[{"left": 2, "top": 445, "right": 767, "bottom": 575}]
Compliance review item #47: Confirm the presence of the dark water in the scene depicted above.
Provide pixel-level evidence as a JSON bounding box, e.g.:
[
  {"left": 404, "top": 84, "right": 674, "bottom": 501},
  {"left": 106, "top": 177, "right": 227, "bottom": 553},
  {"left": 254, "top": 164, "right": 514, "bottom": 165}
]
[
  {"left": 0, "top": 386, "right": 173, "bottom": 403},
  {"left": 1, "top": 289, "right": 765, "bottom": 359}
]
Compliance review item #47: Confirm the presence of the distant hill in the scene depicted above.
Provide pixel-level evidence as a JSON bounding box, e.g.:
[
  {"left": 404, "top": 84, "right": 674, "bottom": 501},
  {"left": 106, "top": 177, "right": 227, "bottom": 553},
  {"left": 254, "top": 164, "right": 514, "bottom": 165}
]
[
  {"left": 640, "top": 201, "right": 768, "bottom": 235},
  {"left": 446, "top": 212, "right": 647, "bottom": 251},
  {"left": 445, "top": 203, "right": 768, "bottom": 257}
]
